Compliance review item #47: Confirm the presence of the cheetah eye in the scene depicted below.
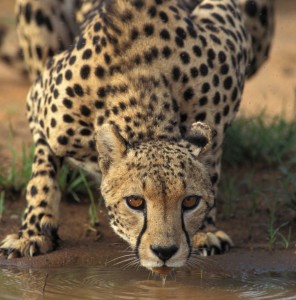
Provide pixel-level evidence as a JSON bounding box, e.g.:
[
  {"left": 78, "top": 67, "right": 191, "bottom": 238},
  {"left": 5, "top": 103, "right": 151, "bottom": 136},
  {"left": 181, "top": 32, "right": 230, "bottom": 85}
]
[
  {"left": 182, "top": 195, "right": 201, "bottom": 211},
  {"left": 125, "top": 196, "right": 145, "bottom": 210}
]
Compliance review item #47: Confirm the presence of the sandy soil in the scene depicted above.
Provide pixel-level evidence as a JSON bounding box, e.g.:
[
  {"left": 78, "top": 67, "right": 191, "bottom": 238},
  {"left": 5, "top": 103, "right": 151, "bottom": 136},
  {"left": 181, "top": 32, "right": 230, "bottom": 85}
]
[{"left": 0, "top": 0, "right": 295, "bottom": 274}]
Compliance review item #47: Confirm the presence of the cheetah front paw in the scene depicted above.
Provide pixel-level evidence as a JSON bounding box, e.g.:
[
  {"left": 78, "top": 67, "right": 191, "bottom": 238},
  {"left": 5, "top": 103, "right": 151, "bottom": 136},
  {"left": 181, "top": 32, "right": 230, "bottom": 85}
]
[
  {"left": 0, "top": 215, "right": 59, "bottom": 258},
  {"left": 193, "top": 230, "right": 233, "bottom": 256}
]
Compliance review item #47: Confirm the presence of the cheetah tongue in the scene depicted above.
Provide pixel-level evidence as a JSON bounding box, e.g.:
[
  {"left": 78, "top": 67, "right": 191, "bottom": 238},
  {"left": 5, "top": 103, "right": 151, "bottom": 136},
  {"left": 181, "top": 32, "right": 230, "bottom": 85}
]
[{"left": 152, "top": 266, "right": 172, "bottom": 275}]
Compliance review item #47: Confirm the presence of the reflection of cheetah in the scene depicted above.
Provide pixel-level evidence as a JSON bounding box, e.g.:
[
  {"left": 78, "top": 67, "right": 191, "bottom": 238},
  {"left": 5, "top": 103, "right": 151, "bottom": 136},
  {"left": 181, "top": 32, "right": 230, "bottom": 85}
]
[{"left": 0, "top": 0, "right": 274, "bottom": 272}]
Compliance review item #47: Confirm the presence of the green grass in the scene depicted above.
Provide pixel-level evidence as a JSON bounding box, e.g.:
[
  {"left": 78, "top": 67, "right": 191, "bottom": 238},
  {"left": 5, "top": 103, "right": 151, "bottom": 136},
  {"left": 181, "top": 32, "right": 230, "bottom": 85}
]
[
  {"left": 265, "top": 196, "right": 293, "bottom": 251},
  {"left": 222, "top": 113, "right": 296, "bottom": 167},
  {"left": 0, "top": 143, "right": 97, "bottom": 200},
  {"left": 278, "top": 227, "right": 293, "bottom": 249},
  {"left": 0, "top": 143, "right": 34, "bottom": 193},
  {"left": 58, "top": 166, "right": 100, "bottom": 227},
  {"left": 219, "top": 175, "right": 239, "bottom": 219},
  {"left": 0, "top": 142, "right": 99, "bottom": 226},
  {"left": 0, "top": 191, "right": 5, "bottom": 222},
  {"left": 221, "top": 112, "right": 296, "bottom": 249},
  {"left": 58, "top": 165, "right": 97, "bottom": 204},
  {"left": 79, "top": 171, "right": 100, "bottom": 227},
  {"left": 279, "top": 159, "right": 296, "bottom": 212}
]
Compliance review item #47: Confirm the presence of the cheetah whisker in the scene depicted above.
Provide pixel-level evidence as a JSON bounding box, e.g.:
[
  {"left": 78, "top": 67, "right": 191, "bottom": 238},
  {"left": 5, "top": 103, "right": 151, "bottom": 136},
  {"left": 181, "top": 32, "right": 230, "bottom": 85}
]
[
  {"left": 107, "top": 254, "right": 136, "bottom": 265},
  {"left": 112, "top": 257, "right": 137, "bottom": 267}
]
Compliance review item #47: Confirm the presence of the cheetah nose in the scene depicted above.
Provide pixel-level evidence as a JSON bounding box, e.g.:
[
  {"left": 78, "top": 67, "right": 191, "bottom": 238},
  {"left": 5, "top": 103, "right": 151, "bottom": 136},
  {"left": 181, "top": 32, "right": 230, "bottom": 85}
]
[{"left": 150, "top": 245, "right": 179, "bottom": 262}]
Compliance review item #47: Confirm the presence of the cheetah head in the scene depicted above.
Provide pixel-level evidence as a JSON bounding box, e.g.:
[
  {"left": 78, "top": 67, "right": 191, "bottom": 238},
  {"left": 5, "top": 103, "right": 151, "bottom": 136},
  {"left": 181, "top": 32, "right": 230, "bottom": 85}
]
[{"left": 96, "top": 122, "right": 214, "bottom": 273}]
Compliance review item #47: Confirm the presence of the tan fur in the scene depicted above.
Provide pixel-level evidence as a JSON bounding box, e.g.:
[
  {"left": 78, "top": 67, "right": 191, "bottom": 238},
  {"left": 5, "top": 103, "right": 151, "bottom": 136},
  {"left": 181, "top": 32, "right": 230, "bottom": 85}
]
[
  {"left": 98, "top": 127, "right": 214, "bottom": 268},
  {"left": 0, "top": 0, "right": 274, "bottom": 269}
]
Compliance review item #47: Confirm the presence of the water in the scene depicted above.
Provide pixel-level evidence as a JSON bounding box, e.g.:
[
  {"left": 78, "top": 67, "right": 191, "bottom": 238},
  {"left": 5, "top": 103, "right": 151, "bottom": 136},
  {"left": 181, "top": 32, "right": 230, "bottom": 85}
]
[{"left": 0, "top": 266, "right": 296, "bottom": 300}]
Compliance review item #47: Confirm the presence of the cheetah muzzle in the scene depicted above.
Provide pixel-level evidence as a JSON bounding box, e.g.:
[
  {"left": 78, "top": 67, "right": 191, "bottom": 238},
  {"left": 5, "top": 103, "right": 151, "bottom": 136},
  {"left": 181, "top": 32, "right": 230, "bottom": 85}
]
[{"left": 97, "top": 122, "right": 216, "bottom": 271}]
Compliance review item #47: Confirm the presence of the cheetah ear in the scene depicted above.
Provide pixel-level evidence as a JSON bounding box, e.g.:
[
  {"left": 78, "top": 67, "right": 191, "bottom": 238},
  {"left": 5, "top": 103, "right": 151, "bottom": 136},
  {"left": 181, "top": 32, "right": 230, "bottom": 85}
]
[
  {"left": 185, "top": 122, "right": 213, "bottom": 155},
  {"left": 95, "top": 124, "right": 129, "bottom": 173}
]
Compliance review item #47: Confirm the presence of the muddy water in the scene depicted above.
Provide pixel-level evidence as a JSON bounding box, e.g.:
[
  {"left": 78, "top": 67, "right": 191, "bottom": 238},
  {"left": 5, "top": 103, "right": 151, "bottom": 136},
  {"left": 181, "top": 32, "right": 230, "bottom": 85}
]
[{"left": 1, "top": 266, "right": 296, "bottom": 300}]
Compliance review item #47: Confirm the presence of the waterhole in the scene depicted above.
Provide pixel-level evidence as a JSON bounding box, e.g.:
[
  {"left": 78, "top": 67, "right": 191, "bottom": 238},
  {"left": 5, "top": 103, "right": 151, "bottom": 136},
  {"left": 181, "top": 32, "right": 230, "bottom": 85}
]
[{"left": 1, "top": 266, "right": 295, "bottom": 300}]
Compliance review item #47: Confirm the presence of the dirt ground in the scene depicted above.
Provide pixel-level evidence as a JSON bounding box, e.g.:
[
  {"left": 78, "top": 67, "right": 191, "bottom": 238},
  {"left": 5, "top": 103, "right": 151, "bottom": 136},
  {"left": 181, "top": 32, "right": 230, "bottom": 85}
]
[
  {"left": 0, "top": 0, "right": 295, "bottom": 274},
  {"left": 0, "top": 198, "right": 296, "bottom": 275}
]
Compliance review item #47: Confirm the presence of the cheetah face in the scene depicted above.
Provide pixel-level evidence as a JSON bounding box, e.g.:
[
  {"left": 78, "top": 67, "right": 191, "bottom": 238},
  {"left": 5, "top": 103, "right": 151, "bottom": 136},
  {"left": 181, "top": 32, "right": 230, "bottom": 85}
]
[{"left": 96, "top": 123, "right": 214, "bottom": 272}]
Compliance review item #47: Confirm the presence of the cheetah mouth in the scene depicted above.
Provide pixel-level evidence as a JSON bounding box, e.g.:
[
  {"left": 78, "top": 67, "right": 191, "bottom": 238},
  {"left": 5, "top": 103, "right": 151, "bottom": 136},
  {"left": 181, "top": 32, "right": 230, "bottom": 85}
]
[{"left": 151, "top": 266, "right": 172, "bottom": 275}]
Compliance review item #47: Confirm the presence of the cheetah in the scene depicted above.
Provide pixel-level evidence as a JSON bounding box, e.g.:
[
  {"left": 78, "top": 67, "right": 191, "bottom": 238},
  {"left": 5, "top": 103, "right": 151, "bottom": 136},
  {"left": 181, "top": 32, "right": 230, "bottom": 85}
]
[{"left": 0, "top": 0, "right": 274, "bottom": 273}]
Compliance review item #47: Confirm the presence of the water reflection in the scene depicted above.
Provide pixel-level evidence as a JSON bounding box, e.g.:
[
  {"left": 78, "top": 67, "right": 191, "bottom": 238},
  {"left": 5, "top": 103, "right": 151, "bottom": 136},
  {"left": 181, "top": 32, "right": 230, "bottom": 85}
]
[
  {"left": 0, "top": 267, "right": 47, "bottom": 299},
  {"left": 0, "top": 266, "right": 296, "bottom": 300}
]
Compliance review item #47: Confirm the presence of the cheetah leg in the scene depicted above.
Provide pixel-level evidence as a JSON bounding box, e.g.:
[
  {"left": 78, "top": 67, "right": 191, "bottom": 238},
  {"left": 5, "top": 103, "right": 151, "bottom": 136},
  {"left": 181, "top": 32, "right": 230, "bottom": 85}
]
[
  {"left": 193, "top": 209, "right": 234, "bottom": 256},
  {"left": 0, "top": 136, "right": 62, "bottom": 258},
  {"left": 193, "top": 149, "right": 233, "bottom": 256}
]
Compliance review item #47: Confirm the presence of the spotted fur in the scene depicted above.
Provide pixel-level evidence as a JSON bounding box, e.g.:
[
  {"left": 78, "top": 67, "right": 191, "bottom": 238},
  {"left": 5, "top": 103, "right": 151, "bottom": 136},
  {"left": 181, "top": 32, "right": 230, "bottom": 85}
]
[{"left": 0, "top": 0, "right": 274, "bottom": 270}]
